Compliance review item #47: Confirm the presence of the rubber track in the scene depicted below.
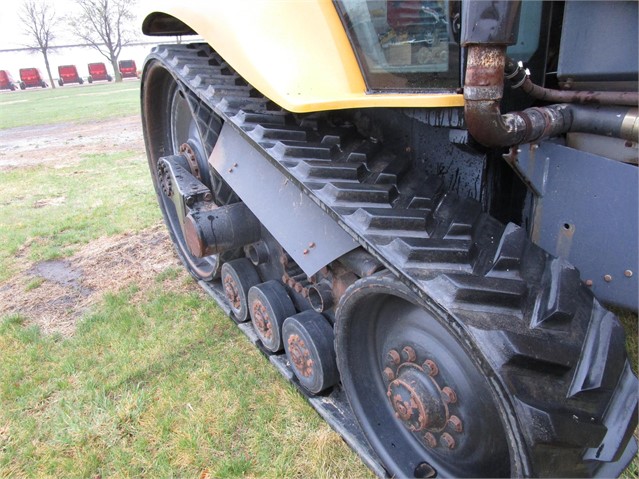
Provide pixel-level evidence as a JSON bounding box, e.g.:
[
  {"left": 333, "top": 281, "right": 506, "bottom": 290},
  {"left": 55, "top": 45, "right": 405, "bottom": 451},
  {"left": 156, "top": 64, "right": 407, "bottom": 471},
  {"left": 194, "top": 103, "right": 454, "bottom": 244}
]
[{"left": 148, "top": 43, "right": 637, "bottom": 477}]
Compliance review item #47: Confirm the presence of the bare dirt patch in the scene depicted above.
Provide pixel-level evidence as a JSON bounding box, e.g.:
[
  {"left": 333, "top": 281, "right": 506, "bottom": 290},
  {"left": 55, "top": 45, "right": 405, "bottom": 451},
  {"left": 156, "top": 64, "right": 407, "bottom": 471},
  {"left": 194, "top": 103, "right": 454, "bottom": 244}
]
[
  {"left": 0, "top": 224, "right": 198, "bottom": 337},
  {"left": 0, "top": 115, "right": 144, "bottom": 169}
]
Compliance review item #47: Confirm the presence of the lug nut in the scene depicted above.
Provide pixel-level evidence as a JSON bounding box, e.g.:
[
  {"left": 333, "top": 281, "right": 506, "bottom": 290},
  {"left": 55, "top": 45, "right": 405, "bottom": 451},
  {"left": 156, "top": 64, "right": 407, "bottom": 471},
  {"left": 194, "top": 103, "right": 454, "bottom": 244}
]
[
  {"left": 423, "top": 359, "right": 439, "bottom": 377},
  {"left": 442, "top": 386, "right": 457, "bottom": 404},
  {"left": 387, "top": 349, "right": 401, "bottom": 366},
  {"left": 402, "top": 346, "right": 416, "bottom": 363},
  {"left": 448, "top": 415, "right": 463, "bottom": 433},
  {"left": 423, "top": 432, "right": 437, "bottom": 448},
  {"left": 383, "top": 367, "right": 395, "bottom": 381},
  {"left": 440, "top": 432, "right": 456, "bottom": 449}
]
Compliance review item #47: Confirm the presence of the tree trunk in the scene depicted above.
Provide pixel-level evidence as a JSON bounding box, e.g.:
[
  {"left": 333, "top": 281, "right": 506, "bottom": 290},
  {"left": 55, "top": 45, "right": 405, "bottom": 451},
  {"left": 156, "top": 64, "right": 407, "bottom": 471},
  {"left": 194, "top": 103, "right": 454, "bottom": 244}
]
[
  {"left": 43, "top": 51, "right": 55, "bottom": 89},
  {"left": 110, "top": 58, "right": 122, "bottom": 82}
]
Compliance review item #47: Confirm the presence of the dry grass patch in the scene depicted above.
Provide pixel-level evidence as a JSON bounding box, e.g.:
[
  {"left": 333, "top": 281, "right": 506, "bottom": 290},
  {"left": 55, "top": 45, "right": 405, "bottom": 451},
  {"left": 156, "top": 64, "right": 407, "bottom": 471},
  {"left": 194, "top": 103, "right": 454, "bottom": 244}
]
[{"left": 0, "top": 223, "right": 189, "bottom": 337}]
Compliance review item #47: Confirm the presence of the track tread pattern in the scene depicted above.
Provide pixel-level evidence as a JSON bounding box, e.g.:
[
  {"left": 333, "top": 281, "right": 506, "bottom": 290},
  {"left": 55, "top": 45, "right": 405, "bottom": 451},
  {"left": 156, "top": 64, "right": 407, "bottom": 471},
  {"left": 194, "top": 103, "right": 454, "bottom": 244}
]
[{"left": 145, "top": 43, "right": 637, "bottom": 477}]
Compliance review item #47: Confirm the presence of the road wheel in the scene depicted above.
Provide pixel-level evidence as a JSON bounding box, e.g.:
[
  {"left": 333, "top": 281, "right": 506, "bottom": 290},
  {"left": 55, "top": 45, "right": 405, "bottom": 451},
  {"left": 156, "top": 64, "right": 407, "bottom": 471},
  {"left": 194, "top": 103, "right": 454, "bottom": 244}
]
[{"left": 336, "top": 273, "right": 513, "bottom": 478}]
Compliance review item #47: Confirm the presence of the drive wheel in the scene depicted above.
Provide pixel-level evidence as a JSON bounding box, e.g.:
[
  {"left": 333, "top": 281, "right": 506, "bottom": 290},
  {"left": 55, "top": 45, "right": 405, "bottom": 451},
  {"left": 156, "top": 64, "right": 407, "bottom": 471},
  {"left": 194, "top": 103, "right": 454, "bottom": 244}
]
[
  {"left": 336, "top": 274, "right": 514, "bottom": 478},
  {"left": 142, "top": 60, "right": 236, "bottom": 280}
]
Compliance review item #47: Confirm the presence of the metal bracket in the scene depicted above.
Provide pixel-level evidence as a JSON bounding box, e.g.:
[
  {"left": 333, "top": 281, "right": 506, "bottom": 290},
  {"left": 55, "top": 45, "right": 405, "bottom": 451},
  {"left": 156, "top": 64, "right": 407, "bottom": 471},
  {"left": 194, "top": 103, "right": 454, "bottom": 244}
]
[{"left": 209, "top": 123, "right": 358, "bottom": 276}]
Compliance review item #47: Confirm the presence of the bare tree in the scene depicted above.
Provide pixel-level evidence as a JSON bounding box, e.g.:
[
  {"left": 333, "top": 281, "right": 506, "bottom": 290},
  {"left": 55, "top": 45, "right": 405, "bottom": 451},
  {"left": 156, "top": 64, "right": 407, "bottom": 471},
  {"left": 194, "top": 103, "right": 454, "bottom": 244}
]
[
  {"left": 19, "top": 0, "right": 58, "bottom": 88},
  {"left": 69, "top": 0, "right": 137, "bottom": 82}
]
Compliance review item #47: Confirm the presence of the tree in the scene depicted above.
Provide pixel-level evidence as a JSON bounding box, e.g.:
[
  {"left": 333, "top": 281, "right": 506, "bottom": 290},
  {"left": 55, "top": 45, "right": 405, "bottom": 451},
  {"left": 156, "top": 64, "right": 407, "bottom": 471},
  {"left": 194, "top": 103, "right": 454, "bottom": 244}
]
[
  {"left": 69, "top": 0, "right": 137, "bottom": 82},
  {"left": 19, "top": 0, "right": 58, "bottom": 89}
]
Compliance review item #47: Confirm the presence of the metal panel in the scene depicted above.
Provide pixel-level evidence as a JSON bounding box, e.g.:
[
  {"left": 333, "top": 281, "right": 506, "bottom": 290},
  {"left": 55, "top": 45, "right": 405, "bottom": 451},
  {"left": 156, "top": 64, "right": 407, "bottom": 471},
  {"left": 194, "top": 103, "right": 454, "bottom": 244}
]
[
  {"left": 209, "top": 122, "right": 358, "bottom": 277},
  {"left": 509, "top": 142, "right": 638, "bottom": 310}
]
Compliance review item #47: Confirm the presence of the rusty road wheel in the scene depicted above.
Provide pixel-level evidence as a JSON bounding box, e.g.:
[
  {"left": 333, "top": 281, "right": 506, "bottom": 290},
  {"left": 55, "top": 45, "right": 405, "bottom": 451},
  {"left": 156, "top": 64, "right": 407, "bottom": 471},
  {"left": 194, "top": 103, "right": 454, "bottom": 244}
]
[
  {"left": 336, "top": 274, "right": 512, "bottom": 478},
  {"left": 248, "top": 281, "right": 296, "bottom": 352},
  {"left": 221, "top": 258, "right": 261, "bottom": 323},
  {"left": 282, "top": 311, "right": 339, "bottom": 394}
]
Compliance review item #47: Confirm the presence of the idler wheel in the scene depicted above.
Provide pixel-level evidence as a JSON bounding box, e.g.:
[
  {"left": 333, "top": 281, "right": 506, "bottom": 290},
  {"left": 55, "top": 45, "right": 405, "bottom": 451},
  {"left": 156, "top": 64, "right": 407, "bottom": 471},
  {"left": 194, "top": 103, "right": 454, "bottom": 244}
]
[
  {"left": 282, "top": 311, "right": 339, "bottom": 394},
  {"left": 221, "top": 258, "right": 261, "bottom": 323},
  {"left": 248, "top": 281, "right": 296, "bottom": 352}
]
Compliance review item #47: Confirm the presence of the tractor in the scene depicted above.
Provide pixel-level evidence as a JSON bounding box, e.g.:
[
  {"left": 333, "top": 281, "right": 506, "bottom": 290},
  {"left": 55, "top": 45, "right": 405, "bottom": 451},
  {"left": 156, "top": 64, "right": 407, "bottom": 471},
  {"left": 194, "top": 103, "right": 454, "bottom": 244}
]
[{"left": 139, "top": 1, "right": 638, "bottom": 477}]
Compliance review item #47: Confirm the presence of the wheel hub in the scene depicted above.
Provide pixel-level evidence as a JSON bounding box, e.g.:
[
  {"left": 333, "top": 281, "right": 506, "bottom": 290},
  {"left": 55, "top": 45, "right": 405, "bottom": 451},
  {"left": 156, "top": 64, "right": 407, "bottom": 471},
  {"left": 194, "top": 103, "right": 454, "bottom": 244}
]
[
  {"left": 387, "top": 364, "right": 447, "bottom": 432},
  {"left": 384, "top": 347, "right": 463, "bottom": 449},
  {"left": 287, "top": 333, "right": 314, "bottom": 377},
  {"left": 223, "top": 275, "right": 241, "bottom": 310},
  {"left": 252, "top": 301, "right": 273, "bottom": 340}
]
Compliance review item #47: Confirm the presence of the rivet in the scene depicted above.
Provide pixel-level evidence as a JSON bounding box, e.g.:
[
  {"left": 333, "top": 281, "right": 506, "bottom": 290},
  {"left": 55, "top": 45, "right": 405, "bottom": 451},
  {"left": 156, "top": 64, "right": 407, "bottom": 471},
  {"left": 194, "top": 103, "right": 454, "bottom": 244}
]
[
  {"left": 303, "top": 249, "right": 309, "bottom": 255},
  {"left": 585, "top": 279, "right": 593, "bottom": 287},
  {"left": 233, "top": 163, "right": 238, "bottom": 167},
  {"left": 308, "top": 242, "right": 316, "bottom": 248},
  {"left": 624, "top": 270, "right": 633, "bottom": 278},
  {"left": 604, "top": 274, "right": 612, "bottom": 282},
  {"left": 228, "top": 168, "right": 233, "bottom": 173}
]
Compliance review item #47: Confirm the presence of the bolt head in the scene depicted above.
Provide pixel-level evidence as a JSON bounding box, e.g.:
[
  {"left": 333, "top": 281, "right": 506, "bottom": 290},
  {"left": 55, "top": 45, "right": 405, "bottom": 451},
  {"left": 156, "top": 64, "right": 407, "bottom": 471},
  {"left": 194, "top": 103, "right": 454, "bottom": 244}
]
[
  {"left": 448, "top": 415, "right": 463, "bottom": 433},
  {"left": 402, "top": 346, "right": 416, "bottom": 363},
  {"left": 423, "top": 432, "right": 437, "bottom": 448},
  {"left": 625, "top": 270, "right": 633, "bottom": 278},
  {"left": 442, "top": 386, "right": 457, "bottom": 404},
  {"left": 440, "top": 432, "right": 456, "bottom": 449},
  {"left": 604, "top": 274, "right": 612, "bottom": 282},
  {"left": 384, "top": 367, "right": 395, "bottom": 381},
  {"left": 387, "top": 349, "right": 401, "bottom": 366},
  {"left": 423, "top": 359, "right": 439, "bottom": 377}
]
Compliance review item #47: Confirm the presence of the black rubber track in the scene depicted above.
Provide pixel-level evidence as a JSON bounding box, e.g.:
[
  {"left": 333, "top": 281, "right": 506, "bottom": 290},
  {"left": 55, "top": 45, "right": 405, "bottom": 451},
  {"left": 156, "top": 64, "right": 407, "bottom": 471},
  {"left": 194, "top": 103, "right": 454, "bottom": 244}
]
[{"left": 142, "top": 43, "right": 638, "bottom": 477}]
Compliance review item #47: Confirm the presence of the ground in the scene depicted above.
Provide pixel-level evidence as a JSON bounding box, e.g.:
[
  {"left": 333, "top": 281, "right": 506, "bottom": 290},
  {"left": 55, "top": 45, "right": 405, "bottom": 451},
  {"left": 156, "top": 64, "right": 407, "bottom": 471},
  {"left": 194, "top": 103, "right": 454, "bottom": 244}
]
[{"left": 0, "top": 116, "right": 184, "bottom": 336}]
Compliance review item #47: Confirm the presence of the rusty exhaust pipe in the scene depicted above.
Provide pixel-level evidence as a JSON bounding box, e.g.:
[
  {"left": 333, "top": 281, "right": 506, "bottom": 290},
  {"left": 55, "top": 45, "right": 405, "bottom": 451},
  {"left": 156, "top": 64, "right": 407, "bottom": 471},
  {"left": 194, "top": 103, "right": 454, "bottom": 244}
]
[{"left": 461, "top": 1, "right": 638, "bottom": 148}]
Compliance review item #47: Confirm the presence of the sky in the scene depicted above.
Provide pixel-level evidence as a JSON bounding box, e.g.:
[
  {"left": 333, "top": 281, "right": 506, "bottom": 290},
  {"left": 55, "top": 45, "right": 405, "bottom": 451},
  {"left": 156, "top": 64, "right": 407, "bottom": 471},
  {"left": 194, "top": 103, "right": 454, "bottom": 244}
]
[
  {"left": 0, "top": 0, "right": 149, "bottom": 51},
  {"left": 0, "top": 0, "right": 170, "bottom": 79}
]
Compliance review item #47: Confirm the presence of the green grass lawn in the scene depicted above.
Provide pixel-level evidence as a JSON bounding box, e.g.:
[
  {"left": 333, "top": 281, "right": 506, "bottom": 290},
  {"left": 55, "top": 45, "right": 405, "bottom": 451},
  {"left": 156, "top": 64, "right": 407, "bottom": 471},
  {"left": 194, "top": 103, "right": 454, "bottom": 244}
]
[
  {"left": 0, "top": 81, "right": 140, "bottom": 129},
  {"left": 0, "top": 80, "right": 637, "bottom": 478}
]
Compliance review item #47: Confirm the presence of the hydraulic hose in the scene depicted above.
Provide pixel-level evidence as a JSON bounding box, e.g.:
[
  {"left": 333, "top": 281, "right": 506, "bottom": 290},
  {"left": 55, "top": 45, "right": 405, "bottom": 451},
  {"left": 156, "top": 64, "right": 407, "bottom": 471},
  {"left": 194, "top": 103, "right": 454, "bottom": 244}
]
[
  {"left": 505, "top": 58, "right": 639, "bottom": 107},
  {"left": 463, "top": 45, "right": 639, "bottom": 148}
]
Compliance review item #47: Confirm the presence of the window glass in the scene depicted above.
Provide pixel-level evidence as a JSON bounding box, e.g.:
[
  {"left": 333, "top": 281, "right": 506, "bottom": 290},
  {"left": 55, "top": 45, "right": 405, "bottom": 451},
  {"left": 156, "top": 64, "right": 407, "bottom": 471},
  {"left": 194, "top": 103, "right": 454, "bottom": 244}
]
[{"left": 335, "top": 0, "right": 460, "bottom": 91}]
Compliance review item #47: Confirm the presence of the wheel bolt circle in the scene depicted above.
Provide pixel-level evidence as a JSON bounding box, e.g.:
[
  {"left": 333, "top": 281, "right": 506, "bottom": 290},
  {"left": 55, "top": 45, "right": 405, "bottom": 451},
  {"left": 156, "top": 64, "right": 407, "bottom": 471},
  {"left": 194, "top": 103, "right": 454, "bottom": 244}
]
[{"left": 440, "top": 432, "right": 456, "bottom": 449}]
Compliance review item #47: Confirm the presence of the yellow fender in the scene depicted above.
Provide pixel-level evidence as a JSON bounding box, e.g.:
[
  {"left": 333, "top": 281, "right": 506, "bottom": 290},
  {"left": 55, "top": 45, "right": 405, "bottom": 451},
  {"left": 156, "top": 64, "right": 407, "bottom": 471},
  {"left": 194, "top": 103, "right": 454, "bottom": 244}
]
[{"left": 142, "top": 0, "right": 464, "bottom": 113}]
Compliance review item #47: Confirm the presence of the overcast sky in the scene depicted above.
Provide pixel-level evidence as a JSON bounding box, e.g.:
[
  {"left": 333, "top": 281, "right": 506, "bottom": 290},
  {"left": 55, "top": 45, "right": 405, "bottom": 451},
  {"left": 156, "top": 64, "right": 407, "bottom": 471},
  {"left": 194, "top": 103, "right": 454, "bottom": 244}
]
[{"left": 0, "top": 0, "right": 146, "bottom": 50}]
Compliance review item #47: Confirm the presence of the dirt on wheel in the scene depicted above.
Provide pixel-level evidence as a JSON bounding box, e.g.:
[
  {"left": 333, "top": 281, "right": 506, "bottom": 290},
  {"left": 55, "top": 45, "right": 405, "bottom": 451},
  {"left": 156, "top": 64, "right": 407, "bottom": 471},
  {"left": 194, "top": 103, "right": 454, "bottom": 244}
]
[{"left": 0, "top": 116, "right": 194, "bottom": 336}]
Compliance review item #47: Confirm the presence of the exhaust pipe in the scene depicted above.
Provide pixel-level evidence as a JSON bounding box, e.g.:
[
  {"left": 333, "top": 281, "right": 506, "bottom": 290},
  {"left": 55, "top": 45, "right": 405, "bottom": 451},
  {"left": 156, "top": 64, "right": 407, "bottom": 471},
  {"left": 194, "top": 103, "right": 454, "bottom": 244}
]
[{"left": 461, "top": 1, "right": 638, "bottom": 148}]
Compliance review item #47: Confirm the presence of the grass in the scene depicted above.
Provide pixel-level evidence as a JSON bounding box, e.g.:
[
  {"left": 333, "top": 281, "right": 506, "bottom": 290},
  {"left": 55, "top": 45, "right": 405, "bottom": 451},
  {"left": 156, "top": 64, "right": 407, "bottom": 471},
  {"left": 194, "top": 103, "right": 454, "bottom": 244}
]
[
  {"left": 0, "top": 286, "right": 368, "bottom": 478},
  {"left": 0, "top": 151, "right": 158, "bottom": 283},
  {"left": 0, "top": 81, "right": 140, "bottom": 130},
  {"left": 0, "top": 79, "right": 637, "bottom": 478}
]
